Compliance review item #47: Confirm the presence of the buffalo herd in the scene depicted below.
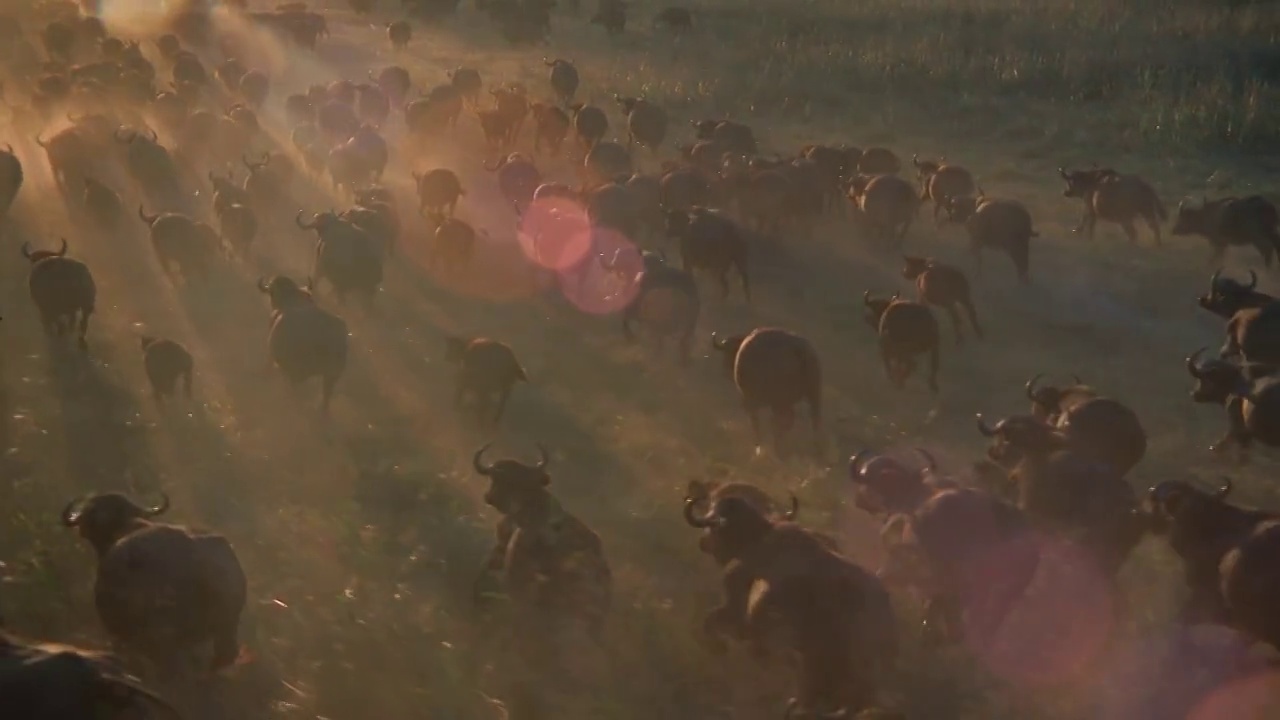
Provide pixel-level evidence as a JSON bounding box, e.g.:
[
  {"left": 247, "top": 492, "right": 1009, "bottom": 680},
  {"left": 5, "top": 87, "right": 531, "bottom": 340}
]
[{"left": 1, "top": 1, "right": 1279, "bottom": 719}]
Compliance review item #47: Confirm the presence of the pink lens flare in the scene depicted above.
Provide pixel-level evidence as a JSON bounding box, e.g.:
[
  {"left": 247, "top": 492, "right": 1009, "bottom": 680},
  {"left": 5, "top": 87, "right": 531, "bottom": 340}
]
[
  {"left": 518, "top": 196, "right": 592, "bottom": 271},
  {"left": 556, "top": 226, "right": 642, "bottom": 316}
]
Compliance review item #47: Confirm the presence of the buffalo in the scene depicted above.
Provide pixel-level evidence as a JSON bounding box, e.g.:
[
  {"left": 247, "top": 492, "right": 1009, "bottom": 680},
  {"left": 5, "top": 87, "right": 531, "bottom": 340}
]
[
  {"left": 847, "top": 174, "right": 917, "bottom": 247},
  {"left": 1059, "top": 167, "right": 1166, "bottom": 246},
  {"left": 61, "top": 491, "right": 247, "bottom": 677},
  {"left": 665, "top": 207, "right": 750, "bottom": 301},
  {"left": 0, "top": 631, "right": 182, "bottom": 719},
  {"left": 544, "top": 57, "right": 579, "bottom": 105},
  {"left": 1144, "top": 477, "right": 1280, "bottom": 652},
  {"left": 82, "top": 176, "right": 122, "bottom": 227},
  {"left": 0, "top": 143, "right": 22, "bottom": 218},
  {"left": 446, "top": 66, "right": 482, "bottom": 106},
  {"left": 710, "top": 327, "right": 823, "bottom": 457},
  {"left": 913, "top": 156, "right": 975, "bottom": 226},
  {"left": 863, "top": 292, "right": 940, "bottom": 394},
  {"left": 901, "top": 255, "right": 981, "bottom": 345},
  {"left": 616, "top": 96, "right": 667, "bottom": 153},
  {"left": 591, "top": 0, "right": 627, "bottom": 34},
  {"left": 568, "top": 102, "right": 608, "bottom": 149},
  {"left": 295, "top": 211, "right": 384, "bottom": 306},
  {"left": 684, "top": 495, "right": 897, "bottom": 717},
  {"left": 601, "top": 248, "right": 699, "bottom": 363},
  {"left": 427, "top": 216, "right": 479, "bottom": 269},
  {"left": 258, "top": 275, "right": 349, "bottom": 414},
  {"left": 530, "top": 102, "right": 570, "bottom": 156},
  {"left": 387, "top": 20, "right": 411, "bottom": 50},
  {"left": 848, "top": 447, "right": 960, "bottom": 518},
  {"left": 945, "top": 194, "right": 1036, "bottom": 283},
  {"left": 975, "top": 414, "right": 1144, "bottom": 579},
  {"left": 1185, "top": 347, "right": 1280, "bottom": 463},
  {"left": 411, "top": 167, "right": 464, "bottom": 218},
  {"left": 138, "top": 206, "right": 218, "bottom": 281},
  {"left": 486, "top": 152, "right": 542, "bottom": 215},
  {"left": 583, "top": 141, "right": 633, "bottom": 186},
  {"left": 23, "top": 238, "right": 95, "bottom": 350},
  {"left": 691, "top": 119, "right": 757, "bottom": 155},
  {"left": 139, "top": 335, "right": 194, "bottom": 406},
  {"left": 1022, "top": 374, "right": 1147, "bottom": 476},
  {"left": 471, "top": 443, "right": 611, "bottom": 639},
  {"left": 1196, "top": 269, "right": 1280, "bottom": 365},
  {"left": 1173, "top": 195, "right": 1280, "bottom": 266},
  {"left": 444, "top": 335, "right": 528, "bottom": 428}
]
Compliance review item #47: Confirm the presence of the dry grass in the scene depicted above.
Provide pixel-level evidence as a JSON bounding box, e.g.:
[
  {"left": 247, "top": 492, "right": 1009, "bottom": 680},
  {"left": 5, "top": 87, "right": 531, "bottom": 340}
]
[{"left": 0, "top": 0, "right": 1279, "bottom": 719}]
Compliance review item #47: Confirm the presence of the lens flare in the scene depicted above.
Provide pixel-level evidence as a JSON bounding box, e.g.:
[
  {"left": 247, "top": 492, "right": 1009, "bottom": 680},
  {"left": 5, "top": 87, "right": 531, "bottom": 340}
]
[
  {"left": 517, "top": 196, "right": 591, "bottom": 271},
  {"left": 556, "top": 226, "right": 641, "bottom": 315}
]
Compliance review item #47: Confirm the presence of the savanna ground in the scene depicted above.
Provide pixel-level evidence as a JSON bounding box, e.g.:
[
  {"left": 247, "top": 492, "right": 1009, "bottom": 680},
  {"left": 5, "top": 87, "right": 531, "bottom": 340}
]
[{"left": 1, "top": 0, "right": 1280, "bottom": 718}]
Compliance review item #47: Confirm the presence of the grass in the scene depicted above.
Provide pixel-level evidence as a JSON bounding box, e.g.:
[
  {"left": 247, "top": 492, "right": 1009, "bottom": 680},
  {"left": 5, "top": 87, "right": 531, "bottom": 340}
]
[{"left": 0, "top": 0, "right": 1278, "bottom": 719}]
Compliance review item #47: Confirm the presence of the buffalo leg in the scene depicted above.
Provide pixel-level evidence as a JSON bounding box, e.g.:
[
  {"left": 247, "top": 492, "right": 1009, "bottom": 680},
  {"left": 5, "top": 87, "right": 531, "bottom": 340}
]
[
  {"left": 320, "top": 373, "right": 338, "bottom": 415},
  {"left": 493, "top": 387, "right": 513, "bottom": 427},
  {"left": 879, "top": 346, "right": 900, "bottom": 388},
  {"left": 946, "top": 304, "right": 965, "bottom": 345},
  {"left": 1120, "top": 220, "right": 1138, "bottom": 245},
  {"left": 743, "top": 398, "right": 764, "bottom": 453},
  {"left": 1145, "top": 213, "right": 1163, "bottom": 247},
  {"left": 718, "top": 270, "right": 731, "bottom": 300},
  {"left": 182, "top": 368, "right": 193, "bottom": 399},
  {"left": 926, "top": 346, "right": 940, "bottom": 395},
  {"left": 770, "top": 405, "right": 795, "bottom": 458},
  {"left": 962, "top": 299, "right": 983, "bottom": 339},
  {"left": 77, "top": 308, "right": 93, "bottom": 350},
  {"left": 1255, "top": 240, "right": 1274, "bottom": 268}
]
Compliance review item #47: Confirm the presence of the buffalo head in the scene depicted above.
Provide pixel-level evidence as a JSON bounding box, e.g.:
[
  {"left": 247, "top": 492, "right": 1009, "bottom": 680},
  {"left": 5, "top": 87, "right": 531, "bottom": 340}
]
[
  {"left": 848, "top": 447, "right": 937, "bottom": 516},
  {"left": 258, "top": 275, "right": 312, "bottom": 313},
  {"left": 61, "top": 491, "right": 169, "bottom": 556},
  {"left": 1057, "top": 166, "right": 1116, "bottom": 199},
  {"left": 862, "top": 291, "right": 900, "bottom": 329},
  {"left": 1144, "top": 477, "right": 1233, "bottom": 536},
  {"left": 900, "top": 255, "right": 930, "bottom": 281},
  {"left": 473, "top": 442, "right": 551, "bottom": 515},
  {"left": 683, "top": 494, "right": 776, "bottom": 565},
  {"left": 942, "top": 194, "right": 979, "bottom": 223},
  {"left": 294, "top": 209, "right": 342, "bottom": 232},
  {"left": 1024, "top": 373, "right": 1083, "bottom": 419},
  {"left": 975, "top": 413, "right": 1064, "bottom": 468},
  {"left": 1184, "top": 347, "right": 1264, "bottom": 405},
  {"left": 912, "top": 154, "right": 941, "bottom": 179},
  {"left": 1197, "top": 268, "right": 1263, "bottom": 319},
  {"left": 709, "top": 331, "right": 748, "bottom": 375}
]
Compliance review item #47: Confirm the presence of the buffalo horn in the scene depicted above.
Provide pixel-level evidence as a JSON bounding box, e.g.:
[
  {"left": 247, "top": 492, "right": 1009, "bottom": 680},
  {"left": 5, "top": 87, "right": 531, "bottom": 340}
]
[
  {"left": 1025, "top": 373, "right": 1046, "bottom": 402},
  {"left": 60, "top": 497, "right": 83, "bottom": 526},
  {"left": 1209, "top": 268, "right": 1222, "bottom": 290},
  {"left": 146, "top": 492, "right": 170, "bottom": 516},
  {"left": 848, "top": 449, "right": 873, "bottom": 477},
  {"left": 975, "top": 413, "right": 997, "bottom": 437},
  {"left": 473, "top": 442, "right": 496, "bottom": 476},
  {"left": 534, "top": 443, "right": 550, "bottom": 470},
  {"left": 55, "top": 238, "right": 67, "bottom": 257},
  {"left": 915, "top": 447, "right": 937, "bottom": 472},
  {"left": 682, "top": 497, "right": 721, "bottom": 529},
  {"left": 20, "top": 241, "right": 31, "bottom": 259},
  {"left": 781, "top": 492, "right": 799, "bottom": 520},
  {"left": 1247, "top": 270, "right": 1258, "bottom": 291},
  {"left": 710, "top": 332, "right": 726, "bottom": 350},
  {"left": 1215, "top": 477, "right": 1233, "bottom": 500},
  {"left": 1186, "top": 347, "right": 1208, "bottom": 379},
  {"left": 257, "top": 277, "right": 270, "bottom": 293}
]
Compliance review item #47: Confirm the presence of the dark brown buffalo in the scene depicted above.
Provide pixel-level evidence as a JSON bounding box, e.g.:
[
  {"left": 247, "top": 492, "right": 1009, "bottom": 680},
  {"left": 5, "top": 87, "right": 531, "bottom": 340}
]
[
  {"left": 444, "top": 336, "right": 528, "bottom": 428},
  {"left": 601, "top": 249, "right": 698, "bottom": 362},
  {"left": 82, "top": 176, "right": 122, "bottom": 227},
  {"left": 583, "top": 141, "right": 632, "bottom": 185},
  {"left": 485, "top": 152, "right": 541, "bottom": 215},
  {"left": 799, "top": 144, "right": 850, "bottom": 212},
  {"left": 1172, "top": 195, "right": 1280, "bottom": 266},
  {"left": 428, "top": 216, "right": 479, "bottom": 269},
  {"left": 847, "top": 174, "right": 917, "bottom": 247},
  {"left": 616, "top": 95, "right": 666, "bottom": 153},
  {"left": 901, "top": 255, "right": 981, "bottom": 345},
  {"left": 411, "top": 167, "right": 464, "bottom": 218},
  {"left": 1059, "top": 167, "right": 1166, "bottom": 246},
  {"left": 591, "top": 0, "right": 626, "bottom": 34},
  {"left": 847, "top": 447, "right": 960, "bottom": 518},
  {"left": 1144, "top": 477, "right": 1280, "bottom": 651},
  {"left": 654, "top": 5, "right": 693, "bottom": 32},
  {"left": 61, "top": 492, "right": 247, "bottom": 677},
  {"left": 23, "top": 238, "right": 96, "bottom": 350},
  {"left": 471, "top": 443, "right": 611, "bottom": 638},
  {"left": 1195, "top": 269, "right": 1280, "bottom": 365},
  {"left": 666, "top": 207, "right": 749, "bottom": 301},
  {"left": 530, "top": 101, "right": 570, "bottom": 156},
  {"left": 445, "top": 66, "right": 481, "bottom": 106},
  {"left": 684, "top": 495, "right": 897, "bottom": 718},
  {"left": 710, "top": 327, "right": 823, "bottom": 457},
  {"left": 945, "top": 195, "right": 1036, "bottom": 282},
  {"left": 863, "top": 292, "right": 940, "bottom": 394},
  {"left": 975, "top": 414, "right": 1144, "bottom": 579},
  {"left": 1022, "top": 374, "right": 1147, "bottom": 475},
  {"left": 544, "top": 57, "right": 579, "bottom": 105},
  {"left": 913, "top": 156, "right": 976, "bottom": 225},
  {"left": 138, "top": 206, "right": 218, "bottom": 282},
  {"left": 0, "top": 632, "right": 182, "bottom": 719},
  {"left": 1185, "top": 348, "right": 1280, "bottom": 463},
  {"left": 659, "top": 165, "right": 714, "bottom": 211},
  {"left": 489, "top": 84, "right": 529, "bottom": 144},
  {"left": 721, "top": 163, "right": 797, "bottom": 237},
  {"left": 140, "top": 336, "right": 193, "bottom": 405},
  {"left": 878, "top": 484, "right": 1038, "bottom": 645},
  {"left": 690, "top": 119, "right": 756, "bottom": 155},
  {"left": 387, "top": 20, "right": 411, "bottom": 50},
  {"left": 257, "top": 275, "right": 349, "bottom": 414},
  {"left": 0, "top": 143, "right": 22, "bottom": 218}
]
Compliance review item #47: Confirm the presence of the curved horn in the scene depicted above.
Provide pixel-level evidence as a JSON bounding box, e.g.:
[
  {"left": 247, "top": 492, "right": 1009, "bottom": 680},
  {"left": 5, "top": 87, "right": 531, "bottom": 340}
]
[
  {"left": 294, "top": 210, "right": 317, "bottom": 229},
  {"left": 1025, "top": 373, "right": 1046, "bottom": 402},
  {"left": 207, "top": 170, "right": 216, "bottom": 182},
  {"left": 1058, "top": 167, "right": 1068, "bottom": 180},
  {"left": 1247, "top": 270, "right": 1258, "bottom": 291},
  {"left": 915, "top": 447, "right": 937, "bottom": 472},
  {"left": 1210, "top": 268, "right": 1222, "bottom": 290},
  {"left": 20, "top": 241, "right": 31, "bottom": 259},
  {"left": 975, "top": 413, "right": 997, "bottom": 437},
  {"left": 683, "top": 497, "right": 721, "bottom": 529},
  {"left": 780, "top": 492, "right": 799, "bottom": 520},
  {"left": 1186, "top": 347, "right": 1208, "bottom": 379},
  {"left": 1215, "top": 477, "right": 1233, "bottom": 500},
  {"left": 912, "top": 153, "right": 920, "bottom": 167},
  {"left": 54, "top": 238, "right": 67, "bottom": 257},
  {"left": 35, "top": 132, "right": 47, "bottom": 148},
  {"left": 472, "top": 442, "right": 496, "bottom": 476},
  {"left": 60, "top": 497, "right": 83, "bottom": 526},
  {"left": 543, "top": 57, "right": 556, "bottom": 66},
  {"left": 143, "top": 126, "right": 157, "bottom": 142},
  {"left": 146, "top": 492, "right": 170, "bottom": 516},
  {"left": 257, "top": 277, "right": 270, "bottom": 293},
  {"left": 862, "top": 290, "right": 872, "bottom": 307},
  {"left": 879, "top": 513, "right": 911, "bottom": 545},
  {"left": 1071, "top": 374, "right": 1082, "bottom": 385},
  {"left": 534, "top": 443, "right": 549, "bottom": 470},
  {"left": 848, "top": 449, "right": 873, "bottom": 478},
  {"left": 710, "top": 332, "right": 726, "bottom": 350},
  {"left": 483, "top": 157, "right": 502, "bottom": 172},
  {"left": 2, "top": 143, "right": 12, "bottom": 154},
  {"left": 137, "top": 205, "right": 157, "bottom": 225}
]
